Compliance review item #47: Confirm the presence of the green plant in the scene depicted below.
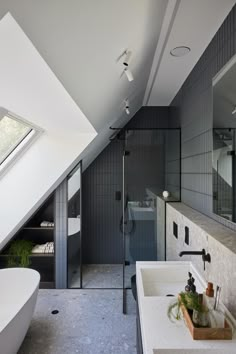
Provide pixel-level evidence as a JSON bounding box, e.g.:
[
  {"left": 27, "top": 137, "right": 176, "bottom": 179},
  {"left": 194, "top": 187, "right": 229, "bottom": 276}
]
[
  {"left": 168, "top": 292, "right": 236, "bottom": 331},
  {"left": 6, "top": 239, "right": 34, "bottom": 268},
  {"left": 167, "top": 292, "right": 207, "bottom": 323}
]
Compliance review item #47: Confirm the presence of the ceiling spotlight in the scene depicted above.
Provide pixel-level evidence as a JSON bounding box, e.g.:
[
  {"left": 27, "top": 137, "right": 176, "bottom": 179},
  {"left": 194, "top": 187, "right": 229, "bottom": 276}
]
[
  {"left": 170, "top": 46, "right": 191, "bottom": 57},
  {"left": 124, "top": 68, "right": 134, "bottom": 82},
  {"left": 232, "top": 106, "right": 236, "bottom": 115},
  {"left": 117, "top": 49, "right": 134, "bottom": 82},
  {"left": 123, "top": 50, "right": 132, "bottom": 66},
  {"left": 125, "top": 100, "right": 130, "bottom": 115}
]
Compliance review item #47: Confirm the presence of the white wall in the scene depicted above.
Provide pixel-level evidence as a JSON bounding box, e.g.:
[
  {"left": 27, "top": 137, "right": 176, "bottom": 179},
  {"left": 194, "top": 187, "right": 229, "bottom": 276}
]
[{"left": 0, "top": 13, "right": 97, "bottom": 249}]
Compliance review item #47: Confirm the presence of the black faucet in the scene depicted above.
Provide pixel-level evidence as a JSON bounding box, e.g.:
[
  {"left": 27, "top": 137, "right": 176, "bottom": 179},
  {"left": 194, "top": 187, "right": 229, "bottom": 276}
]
[{"left": 179, "top": 248, "right": 211, "bottom": 270}]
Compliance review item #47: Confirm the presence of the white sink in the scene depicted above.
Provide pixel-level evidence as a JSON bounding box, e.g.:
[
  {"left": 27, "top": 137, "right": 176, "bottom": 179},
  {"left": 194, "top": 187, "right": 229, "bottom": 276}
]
[
  {"left": 138, "top": 262, "right": 205, "bottom": 297},
  {"left": 128, "top": 203, "right": 155, "bottom": 221},
  {"left": 137, "top": 262, "right": 236, "bottom": 354}
]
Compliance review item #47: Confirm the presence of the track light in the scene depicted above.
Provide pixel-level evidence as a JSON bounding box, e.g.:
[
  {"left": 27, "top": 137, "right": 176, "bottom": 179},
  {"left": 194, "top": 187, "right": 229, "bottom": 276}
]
[
  {"left": 124, "top": 68, "right": 134, "bottom": 82},
  {"left": 123, "top": 51, "right": 132, "bottom": 66},
  {"left": 232, "top": 106, "right": 236, "bottom": 115},
  {"left": 117, "top": 49, "right": 134, "bottom": 82},
  {"left": 125, "top": 100, "right": 130, "bottom": 115}
]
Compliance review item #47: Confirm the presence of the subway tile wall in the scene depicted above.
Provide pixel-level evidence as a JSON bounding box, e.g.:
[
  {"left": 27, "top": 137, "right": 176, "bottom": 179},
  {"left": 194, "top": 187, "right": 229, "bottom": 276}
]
[{"left": 82, "top": 107, "right": 175, "bottom": 264}]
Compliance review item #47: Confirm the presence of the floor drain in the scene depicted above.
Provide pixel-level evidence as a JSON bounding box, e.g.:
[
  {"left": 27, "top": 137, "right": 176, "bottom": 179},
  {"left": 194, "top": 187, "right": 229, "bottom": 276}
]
[{"left": 51, "top": 310, "right": 59, "bottom": 315}]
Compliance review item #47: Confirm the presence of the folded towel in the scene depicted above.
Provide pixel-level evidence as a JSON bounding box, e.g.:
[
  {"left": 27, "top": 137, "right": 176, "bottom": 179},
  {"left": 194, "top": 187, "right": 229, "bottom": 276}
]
[
  {"left": 32, "top": 242, "right": 54, "bottom": 254},
  {"left": 40, "top": 221, "right": 54, "bottom": 227}
]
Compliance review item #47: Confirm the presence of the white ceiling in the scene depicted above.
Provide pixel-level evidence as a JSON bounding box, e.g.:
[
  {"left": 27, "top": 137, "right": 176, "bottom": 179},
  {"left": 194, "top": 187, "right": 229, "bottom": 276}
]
[
  {"left": 0, "top": 0, "right": 235, "bottom": 169},
  {"left": 145, "top": 0, "right": 236, "bottom": 106}
]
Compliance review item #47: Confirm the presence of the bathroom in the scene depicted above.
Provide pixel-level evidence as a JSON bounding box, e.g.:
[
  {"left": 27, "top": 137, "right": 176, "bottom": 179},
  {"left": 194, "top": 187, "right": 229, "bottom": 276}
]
[{"left": 1, "top": 1, "right": 236, "bottom": 354}]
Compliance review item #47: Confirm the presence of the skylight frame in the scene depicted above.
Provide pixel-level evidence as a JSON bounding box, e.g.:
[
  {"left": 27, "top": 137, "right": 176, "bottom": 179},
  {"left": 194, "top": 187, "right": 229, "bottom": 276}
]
[{"left": 0, "top": 108, "right": 43, "bottom": 177}]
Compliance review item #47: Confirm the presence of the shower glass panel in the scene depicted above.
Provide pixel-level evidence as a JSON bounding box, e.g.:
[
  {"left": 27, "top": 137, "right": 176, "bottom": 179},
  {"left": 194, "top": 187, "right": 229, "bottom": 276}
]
[
  {"left": 122, "top": 129, "right": 180, "bottom": 311},
  {"left": 67, "top": 163, "right": 81, "bottom": 288}
]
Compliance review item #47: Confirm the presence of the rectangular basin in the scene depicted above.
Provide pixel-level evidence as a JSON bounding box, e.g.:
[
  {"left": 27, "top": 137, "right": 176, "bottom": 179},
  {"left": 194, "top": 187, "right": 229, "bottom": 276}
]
[{"left": 139, "top": 262, "right": 205, "bottom": 297}]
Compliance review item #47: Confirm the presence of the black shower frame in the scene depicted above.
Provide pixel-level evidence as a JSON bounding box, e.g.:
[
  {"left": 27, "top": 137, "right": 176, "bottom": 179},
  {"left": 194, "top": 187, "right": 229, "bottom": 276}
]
[
  {"left": 67, "top": 128, "right": 181, "bottom": 315},
  {"left": 120, "top": 127, "right": 181, "bottom": 314}
]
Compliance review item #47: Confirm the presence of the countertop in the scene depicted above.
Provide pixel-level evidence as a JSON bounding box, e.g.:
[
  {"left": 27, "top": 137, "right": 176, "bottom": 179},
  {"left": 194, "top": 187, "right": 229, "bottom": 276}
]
[{"left": 136, "top": 261, "right": 236, "bottom": 354}]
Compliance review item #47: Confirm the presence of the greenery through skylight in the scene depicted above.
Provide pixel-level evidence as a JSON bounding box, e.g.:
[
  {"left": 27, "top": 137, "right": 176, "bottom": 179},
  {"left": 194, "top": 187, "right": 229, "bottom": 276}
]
[{"left": 0, "top": 115, "right": 32, "bottom": 165}]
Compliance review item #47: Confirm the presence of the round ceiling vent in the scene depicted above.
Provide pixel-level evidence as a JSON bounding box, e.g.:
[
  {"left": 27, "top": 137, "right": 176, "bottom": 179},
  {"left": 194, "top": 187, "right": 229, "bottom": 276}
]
[{"left": 170, "top": 46, "right": 191, "bottom": 57}]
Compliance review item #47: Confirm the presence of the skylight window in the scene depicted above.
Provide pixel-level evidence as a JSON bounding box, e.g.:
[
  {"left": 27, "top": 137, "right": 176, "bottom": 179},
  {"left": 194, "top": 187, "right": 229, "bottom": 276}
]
[{"left": 0, "top": 108, "right": 42, "bottom": 175}]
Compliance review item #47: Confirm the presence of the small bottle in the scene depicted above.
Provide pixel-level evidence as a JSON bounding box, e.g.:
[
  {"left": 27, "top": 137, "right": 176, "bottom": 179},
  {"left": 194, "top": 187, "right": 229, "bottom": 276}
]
[
  {"left": 206, "top": 282, "right": 214, "bottom": 298},
  {"left": 204, "top": 282, "right": 215, "bottom": 311}
]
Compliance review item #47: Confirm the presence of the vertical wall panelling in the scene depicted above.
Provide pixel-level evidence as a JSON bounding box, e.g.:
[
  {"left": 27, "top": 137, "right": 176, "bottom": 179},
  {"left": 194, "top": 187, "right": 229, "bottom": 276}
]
[
  {"left": 82, "top": 140, "right": 124, "bottom": 264},
  {"left": 171, "top": 5, "right": 236, "bottom": 231},
  {"left": 55, "top": 179, "right": 67, "bottom": 288}
]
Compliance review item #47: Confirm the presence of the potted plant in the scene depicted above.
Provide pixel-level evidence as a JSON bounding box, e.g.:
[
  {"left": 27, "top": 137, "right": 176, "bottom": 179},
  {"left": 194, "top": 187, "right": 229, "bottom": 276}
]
[
  {"left": 6, "top": 239, "right": 34, "bottom": 268},
  {"left": 168, "top": 292, "right": 209, "bottom": 327}
]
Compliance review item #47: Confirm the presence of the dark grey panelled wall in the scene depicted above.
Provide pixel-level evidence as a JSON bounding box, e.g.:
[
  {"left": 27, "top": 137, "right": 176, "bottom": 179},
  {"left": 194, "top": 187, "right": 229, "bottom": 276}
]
[
  {"left": 82, "top": 107, "right": 175, "bottom": 264},
  {"left": 82, "top": 140, "right": 123, "bottom": 264},
  {"left": 171, "top": 5, "right": 236, "bottom": 231}
]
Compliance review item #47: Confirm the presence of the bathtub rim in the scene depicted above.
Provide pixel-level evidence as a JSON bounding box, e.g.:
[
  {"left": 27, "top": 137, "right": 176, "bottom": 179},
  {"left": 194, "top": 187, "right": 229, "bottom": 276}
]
[{"left": 0, "top": 267, "right": 40, "bottom": 333}]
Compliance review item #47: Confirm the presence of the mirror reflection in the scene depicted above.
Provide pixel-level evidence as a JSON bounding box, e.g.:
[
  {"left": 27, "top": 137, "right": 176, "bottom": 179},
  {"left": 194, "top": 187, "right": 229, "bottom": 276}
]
[{"left": 213, "top": 55, "right": 236, "bottom": 222}]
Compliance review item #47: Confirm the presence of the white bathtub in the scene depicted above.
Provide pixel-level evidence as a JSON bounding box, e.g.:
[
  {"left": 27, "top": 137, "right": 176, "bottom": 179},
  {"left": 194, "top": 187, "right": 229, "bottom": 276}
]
[{"left": 0, "top": 268, "right": 40, "bottom": 354}]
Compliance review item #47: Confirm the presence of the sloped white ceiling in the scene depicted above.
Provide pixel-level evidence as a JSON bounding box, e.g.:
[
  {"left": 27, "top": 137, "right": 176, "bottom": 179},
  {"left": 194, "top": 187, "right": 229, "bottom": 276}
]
[
  {"left": 0, "top": 14, "right": 96, "bottom": 250},
  {"left": 0, "top": 0, "right": 167, "bottom": 131},
  {"left": 0, "top": 0, "right": 168, "bottom": 168},
  {"left": 0, "top": 1, "right": 235, "bottom": 170}
]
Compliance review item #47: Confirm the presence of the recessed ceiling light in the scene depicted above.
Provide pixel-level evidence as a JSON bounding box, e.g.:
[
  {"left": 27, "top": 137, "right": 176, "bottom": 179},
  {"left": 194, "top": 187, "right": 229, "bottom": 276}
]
[{"left": 170, "top": 46, "right": 191, "bottom": 57}]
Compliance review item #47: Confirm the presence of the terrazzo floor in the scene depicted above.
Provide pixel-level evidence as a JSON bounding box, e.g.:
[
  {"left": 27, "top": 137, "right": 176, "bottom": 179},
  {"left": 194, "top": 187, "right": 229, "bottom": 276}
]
[
  {"left": 18, "top": 289, "right": 136, "bottom": 354},
  {"left": 70, "top": 264, "right": 136, "bottom": 289}
]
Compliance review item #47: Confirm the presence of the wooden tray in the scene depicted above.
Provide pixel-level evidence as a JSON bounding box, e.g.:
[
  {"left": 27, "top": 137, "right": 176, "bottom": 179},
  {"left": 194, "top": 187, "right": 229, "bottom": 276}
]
[{"left": 180, "top": 301, "right": 232, "bottom": 340}]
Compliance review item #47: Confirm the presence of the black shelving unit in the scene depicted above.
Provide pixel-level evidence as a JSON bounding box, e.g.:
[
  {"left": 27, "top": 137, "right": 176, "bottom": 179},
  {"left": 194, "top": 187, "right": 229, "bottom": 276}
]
[{"left": 0, "top": 194, "right": 55, "bottom": 288}]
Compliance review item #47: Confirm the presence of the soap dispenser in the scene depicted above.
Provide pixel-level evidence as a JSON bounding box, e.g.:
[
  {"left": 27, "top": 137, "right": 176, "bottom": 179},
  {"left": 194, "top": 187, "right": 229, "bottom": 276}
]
[
  {"left": 185, "top": 272, "right": 192, "bottom": 292},
  {"left": 185, "top": 272, "right": 197, "bottom": 293}
]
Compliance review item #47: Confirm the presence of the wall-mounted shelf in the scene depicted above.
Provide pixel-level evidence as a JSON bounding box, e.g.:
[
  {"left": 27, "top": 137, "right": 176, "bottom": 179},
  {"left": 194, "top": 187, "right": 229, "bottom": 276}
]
[
  {"left": 23, "top": 227, "right": 54, "bottom": 230},
  {"left": 0, "top": 193, "right": 55, "bottom": 288},
  {"left": 0, "top": 253, "right": 54, "bottom": 258}
]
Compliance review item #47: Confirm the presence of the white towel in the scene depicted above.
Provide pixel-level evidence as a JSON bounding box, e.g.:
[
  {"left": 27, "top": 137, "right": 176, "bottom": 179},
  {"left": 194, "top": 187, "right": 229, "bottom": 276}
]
[
  {"left": 32, "top": 242, "right": 54, "bottom": 254},
  {"left": 40, "top": 221, "right": 54, "bottom": 227}
]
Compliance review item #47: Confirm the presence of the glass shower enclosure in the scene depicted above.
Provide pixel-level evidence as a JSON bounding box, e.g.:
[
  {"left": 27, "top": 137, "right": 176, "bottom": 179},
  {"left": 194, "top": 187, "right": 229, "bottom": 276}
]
[{"left": 122, "top": 129, "right": 180, "bottom": 313}]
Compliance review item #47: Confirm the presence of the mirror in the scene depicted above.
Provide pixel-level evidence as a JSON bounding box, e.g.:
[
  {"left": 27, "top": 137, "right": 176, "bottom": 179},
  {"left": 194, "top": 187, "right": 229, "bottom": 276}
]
[{"left": 213, "top": 55, "right": 236, "bottom": 222}]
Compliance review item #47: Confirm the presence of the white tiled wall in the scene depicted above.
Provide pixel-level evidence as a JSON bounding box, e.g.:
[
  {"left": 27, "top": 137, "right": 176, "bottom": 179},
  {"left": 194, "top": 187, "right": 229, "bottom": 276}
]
[{"left": 166, "top": 202, "right": 236, "bottom": 317}]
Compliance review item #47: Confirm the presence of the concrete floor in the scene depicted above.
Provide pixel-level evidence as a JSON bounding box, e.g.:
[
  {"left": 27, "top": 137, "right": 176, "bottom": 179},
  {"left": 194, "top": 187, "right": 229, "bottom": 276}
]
[
  {"left": 70, "top": 264, "right": 136, "bottom": 289},
  {"left": 18, "top": 289, "right": 136, "bottom": 354}
]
